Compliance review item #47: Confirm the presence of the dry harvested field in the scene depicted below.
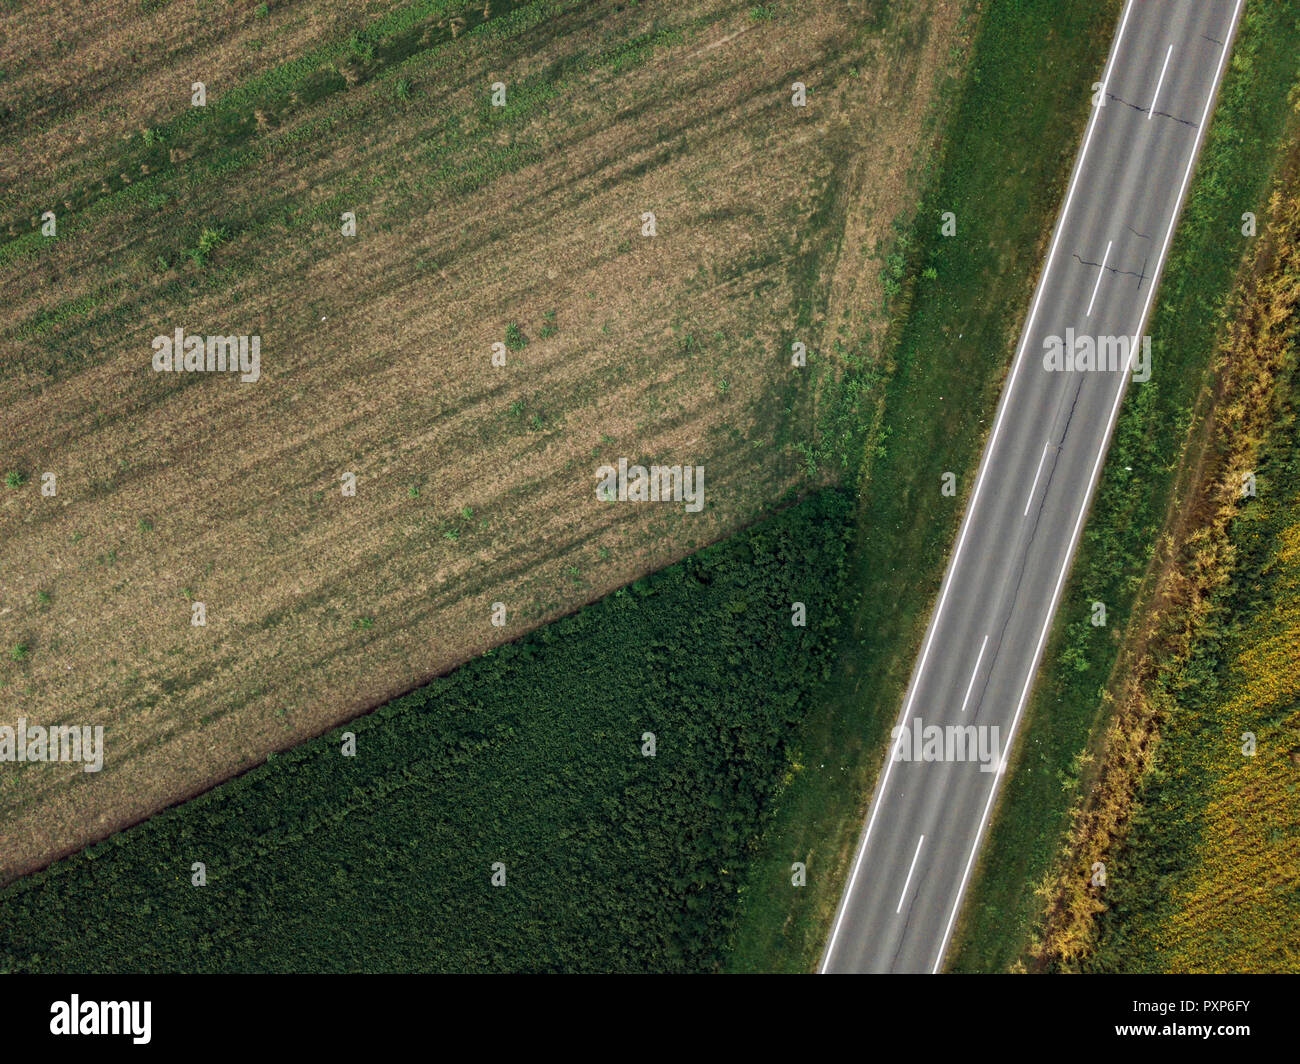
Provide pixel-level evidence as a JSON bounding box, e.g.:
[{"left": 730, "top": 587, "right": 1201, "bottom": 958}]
[{"left": 0, "top": 0, "right": 970, "bottom": 883}]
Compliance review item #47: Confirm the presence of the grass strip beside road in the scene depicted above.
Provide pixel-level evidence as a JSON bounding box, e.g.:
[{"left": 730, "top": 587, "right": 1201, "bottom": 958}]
[{"left": 725, "top": 0, "right": 1121, "bottom": 972}]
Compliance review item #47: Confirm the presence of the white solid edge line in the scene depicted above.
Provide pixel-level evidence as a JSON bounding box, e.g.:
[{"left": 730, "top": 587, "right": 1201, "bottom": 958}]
[
  {"left": 896, "top": 835, "right": 926, "bottom": 914},
  {"left": 817, "top": 0, "right": 1136, "bottom": 973},
  {"left": 929, "top": 0, "right": 1246, "bottom": 976},
  {"left": 1023, "top": 441, "right": 1053, "bottom": 517},
  {"left": 958, "top": 634, "right": 990, "bottom": 714},
  {"left": 1149, "top": 44, "right": 1174, "bottom": 120},
  {"left": 1086, "top": 239, "right": 1112, "bottom": 317}
]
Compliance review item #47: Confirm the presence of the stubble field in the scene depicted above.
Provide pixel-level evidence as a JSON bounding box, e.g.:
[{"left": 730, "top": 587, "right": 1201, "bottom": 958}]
[{"left": 0, "top": 0, "right": 968, "bottom": 882}]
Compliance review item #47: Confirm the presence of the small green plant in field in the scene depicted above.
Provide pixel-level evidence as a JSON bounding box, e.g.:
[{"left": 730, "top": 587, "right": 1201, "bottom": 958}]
[
  {"left": 37, "top": 591, "right": 52, "bottom": 605},
  {"left": 922, "top": 266, "right": 938, "bottom": 281},
  {"left": 508, "top": 400, "right": 525, "bottom": 419},
  {"left": 346, "top": 33, "right": 374, "bottom": 64},
  {"left": 182, "top": 587, "right": 193, "bottom": 601},
  {"left": 198, "top": 226, "right": 228, "bottom": 257},
  {"left": 460, "top": 506, "right": 473, "bottom": 521},
  {"left": 528, "top": 413, "right": 544, "bottom": 431},
  {"left": 353, "top": 617, "right": 374, "bottom": 631},
  {"left": 10, "top": 643, "right": 29, "bottom": 662},
  {"left": 505, "top": 322, "right": 528, "bottom": 351},
  {"left": 748, "top": 5, "right": 776, "bottom": 21},
  {"left": 443, "top": 527, "right": 460, "bottom": 543},
  {"left": 138, "top": 517, "right": 154, "bottom": 533},
  {"left": 539, "top": 309, "right": 558, "bottom": 339},
  {"left": 395, "top": 78, "right": 412, "bottom": 101},
  {"left": 254, "top": 2, "right": 269, "bottom": 18},
  {"left": 882, "top": 247, "right": 906, "bottom": 300},
  {"left": 5, "top": 471, "right": 24, "bottom": 487},
  {"left": 408, "top": 485, "right": 420, "bottom": 499},
  {"left": 185, "top": 226, "right": 230, "bottom": 268}
]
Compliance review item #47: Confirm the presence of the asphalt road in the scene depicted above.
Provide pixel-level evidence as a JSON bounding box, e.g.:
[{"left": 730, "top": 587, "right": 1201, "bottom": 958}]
[{"left": 821, "top": 0, "right": 1245, "bottom": 974}]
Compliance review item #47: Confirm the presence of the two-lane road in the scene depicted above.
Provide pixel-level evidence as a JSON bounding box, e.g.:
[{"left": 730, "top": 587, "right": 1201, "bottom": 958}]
[{"left": 822, "top": 0, "right": 1245, "bottom": 974}]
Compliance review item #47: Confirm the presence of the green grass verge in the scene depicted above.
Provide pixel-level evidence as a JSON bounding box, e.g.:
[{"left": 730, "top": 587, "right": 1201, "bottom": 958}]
[
  {"left": 725, "top": 0, "right": 1121, "bottom": 971},
  {"left": 948, "top": 0, "right": 1300, "bottom": 973}
]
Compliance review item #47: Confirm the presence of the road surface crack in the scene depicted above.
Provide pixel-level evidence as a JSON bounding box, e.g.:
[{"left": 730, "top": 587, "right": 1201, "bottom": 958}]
[
  {"left": 1072, "top": 251, "right": 1146, "bottom": 284},
  {"left": 1003, "top": 379, "right": 1085, "bottom": 662},
  {"left": 1105, "top": 92, "right": 1199, "bottom": 128}
]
